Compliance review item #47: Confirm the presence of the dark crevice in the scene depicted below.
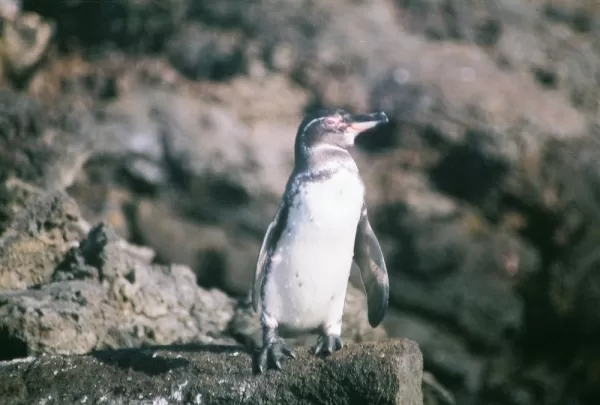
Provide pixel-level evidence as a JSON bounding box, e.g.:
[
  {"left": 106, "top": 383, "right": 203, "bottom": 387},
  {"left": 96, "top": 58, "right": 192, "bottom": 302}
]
[
  {"left": 533, "top": 67, "right": 558, "bottom": 89},
  {"left": 475, "top": 18, "right": 502, "bottom": 46},
  {"left": 23, "top": 0, "right": 176, "bottom": 53},
  {"left": 495, "top": 195, "right": 562, "bottom": 350},
  {"left": 195, "top": 249, "right": 227, "bottom": 289},
  {"left": 429, "top": 130, "right": 510, "bottom": 206},
  {"left": 0, "top": 326, "right": 28, "bottom": 361}
]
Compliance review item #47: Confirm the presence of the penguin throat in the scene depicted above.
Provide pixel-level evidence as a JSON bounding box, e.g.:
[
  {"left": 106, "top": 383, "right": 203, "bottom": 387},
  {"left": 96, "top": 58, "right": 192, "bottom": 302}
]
[
  {"left": 312, "top": 143, "right": 348, "bottom": 154},
  {"left": 344, "top": 131, "right": 356, "bottom": 146},
  {"left": 294, "top": 143, "right": 356, "bottom": 174}
]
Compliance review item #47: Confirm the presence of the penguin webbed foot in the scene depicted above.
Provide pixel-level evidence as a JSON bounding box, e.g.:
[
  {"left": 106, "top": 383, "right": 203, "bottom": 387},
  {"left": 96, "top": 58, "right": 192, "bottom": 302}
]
[
  {"left": 313, "top": 334, "right": 344, "bottom": 356},
  {"left": 255, "top": 336, "right": 297, "bottom": 373}
]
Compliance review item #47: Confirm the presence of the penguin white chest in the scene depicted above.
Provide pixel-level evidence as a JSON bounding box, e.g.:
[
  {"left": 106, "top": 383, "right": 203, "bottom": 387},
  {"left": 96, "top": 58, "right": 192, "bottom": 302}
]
[{"left": 264, "top": 170, "right": 365, "bottom": 331}]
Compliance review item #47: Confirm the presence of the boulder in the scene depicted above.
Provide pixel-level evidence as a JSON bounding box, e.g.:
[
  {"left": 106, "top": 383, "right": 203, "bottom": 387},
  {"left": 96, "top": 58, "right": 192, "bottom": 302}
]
[
  {"left": 0, "top": 339, "right": 424, "bottom": 405},
  {"left": 0, "top": 215, "right": 236, "bottom": 360}
]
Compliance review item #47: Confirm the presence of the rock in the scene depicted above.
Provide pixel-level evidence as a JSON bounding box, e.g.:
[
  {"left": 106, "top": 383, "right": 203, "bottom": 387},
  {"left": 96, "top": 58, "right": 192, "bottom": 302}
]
[
  {"left": 0, "top": 0, "right": 20, "bottom": 21},
  {"left": 423, "top": 371, "right": 456, "bottom": 405},
  {"left": 0, "top": 221, "right": 236, "bottom": 360},
  {"left": 0, "top": 89, "right": 94, "bottom": 190},
  {"left": 384, "top": 310, "right": 484, "bottom": 404},
  {"left": 0, "top": 177, "right": 69, "bottom": 234},
  {"left": 361, "top": 161, "right": 537, "bottom": 324},
  {"left": 66, "top": 183, "right": 132, "bottom": 241},
  {"left": 400, "top": 0, "right": 600, "bottom": 114},
  {"left": 94, "top": 75, "right": 306, "bottom": 200},
  {"left": 0, "top": 182, "right": 86, "bottom": 290},
  {"left": 26, "top": 0, "right": 190, "bottom": 52},
  {"left": 0, "top": 89, "right": 55, "bottom": 184},
  {"left": 0, "top": 339, "right": 424, "bottom": 405},
  {"left": 0, "top": 11, "right": 54, "bottom": 85},
  {"left": 133, "top": 197, "right": 259, "bottom": 292},
  {"left": 166, "top": 22, "right": 246, "bottom": 81}
]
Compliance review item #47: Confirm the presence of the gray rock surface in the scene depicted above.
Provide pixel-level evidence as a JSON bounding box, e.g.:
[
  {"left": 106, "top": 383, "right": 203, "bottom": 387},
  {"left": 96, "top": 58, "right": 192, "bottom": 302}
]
[
  {"left": 0, "top": 192, "right": 236, "bottom": 359},
  {"left": 0, "top": 339, "right": 424, "bottom": 405}
]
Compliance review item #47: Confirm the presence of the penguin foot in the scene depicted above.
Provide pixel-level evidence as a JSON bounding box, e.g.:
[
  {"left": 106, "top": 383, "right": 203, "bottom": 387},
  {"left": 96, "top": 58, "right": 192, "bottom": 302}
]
[
  {"left": 255, "top": 338, "right": 297, "bottom": 373},
  {"left": 313, "top": 334, "right": 344, "bottom": 356}
]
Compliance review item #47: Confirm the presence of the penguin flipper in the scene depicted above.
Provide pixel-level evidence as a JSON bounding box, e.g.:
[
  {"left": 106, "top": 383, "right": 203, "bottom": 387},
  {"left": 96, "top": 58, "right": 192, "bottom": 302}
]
[
  {"left": 353, "top": 203, "right": 389, "bottom": 328},
  {"left": 252, "top": 199, "right": 290, "bottom": 313}
]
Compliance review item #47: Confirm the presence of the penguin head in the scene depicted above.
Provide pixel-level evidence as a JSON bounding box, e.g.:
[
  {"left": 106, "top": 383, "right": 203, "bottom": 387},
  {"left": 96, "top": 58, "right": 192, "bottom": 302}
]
[{"left": 295, "top": 109, "right": 389, "bottom": 155}]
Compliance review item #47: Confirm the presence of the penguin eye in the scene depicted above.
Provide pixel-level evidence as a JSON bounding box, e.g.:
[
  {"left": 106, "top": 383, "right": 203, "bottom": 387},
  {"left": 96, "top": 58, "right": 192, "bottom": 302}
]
[
  {"left": 323, "top": 117, "right": 342, "bottom": 129},
  {"left": 323, "top": 117, "right": 337, "bottom": 127}
]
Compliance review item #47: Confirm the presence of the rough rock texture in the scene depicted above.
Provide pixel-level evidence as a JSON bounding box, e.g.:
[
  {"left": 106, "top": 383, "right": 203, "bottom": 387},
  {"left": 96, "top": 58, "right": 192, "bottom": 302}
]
[
  {"left": 0, "top": 193, "right": 236, "bottom": 360},
  {"left": 0, "top": 340, "right": 424, "bottom": 405},
  {"left": 0, "top": 88, "right": 93, "bottom": 191},
  {"left": 0, "top": 181, "right": 86, "bottom": 290},
  {"left": 0, "top": 0, "right": 599, "bottom": 404}
]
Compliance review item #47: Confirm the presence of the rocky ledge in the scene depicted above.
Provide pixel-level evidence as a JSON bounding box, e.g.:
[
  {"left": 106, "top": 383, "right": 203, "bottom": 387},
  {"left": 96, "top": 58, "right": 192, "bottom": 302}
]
[{"left": 0, "top": 340, "right": 423, "bottom": 405}]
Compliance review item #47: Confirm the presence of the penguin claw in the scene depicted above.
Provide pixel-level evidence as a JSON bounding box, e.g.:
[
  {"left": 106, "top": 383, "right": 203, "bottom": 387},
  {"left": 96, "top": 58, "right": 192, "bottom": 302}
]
[
  {"left": 254, "top": 339, "right": 296, "bottom": 374},
  {"left": 314, "top": 334, "right": 344, "bottom": 356},
  {"left": 283, "top": 345, "right": 298, "bottom": 359}
]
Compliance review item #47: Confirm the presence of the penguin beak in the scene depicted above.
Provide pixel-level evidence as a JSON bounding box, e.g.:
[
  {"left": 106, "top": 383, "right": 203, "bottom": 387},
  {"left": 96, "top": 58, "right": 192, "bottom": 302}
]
[{"left": 344, "top": 112, "right": 389, "bottom": 143}]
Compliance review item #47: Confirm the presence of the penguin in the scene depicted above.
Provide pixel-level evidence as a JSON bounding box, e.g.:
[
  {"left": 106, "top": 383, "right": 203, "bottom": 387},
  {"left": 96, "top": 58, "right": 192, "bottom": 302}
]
[{"left": 252, "top": 108, "right": 390, "bottom": 373}]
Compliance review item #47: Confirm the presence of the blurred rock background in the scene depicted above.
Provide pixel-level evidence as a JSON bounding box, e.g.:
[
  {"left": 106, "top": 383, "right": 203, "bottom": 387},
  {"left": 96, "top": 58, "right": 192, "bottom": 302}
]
[{"left": 0, "top": 0, "right": 600, "bottom": 404}]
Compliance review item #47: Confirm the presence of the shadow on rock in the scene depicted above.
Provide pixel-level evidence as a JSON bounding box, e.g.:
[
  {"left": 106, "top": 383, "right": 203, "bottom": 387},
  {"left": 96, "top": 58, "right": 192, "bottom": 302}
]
[
  {"left": 90, "top": 343, "right": 250, "bottom": 377},
  {"left": 90, "top": 348, "right": 191, "bottom": 376}
]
